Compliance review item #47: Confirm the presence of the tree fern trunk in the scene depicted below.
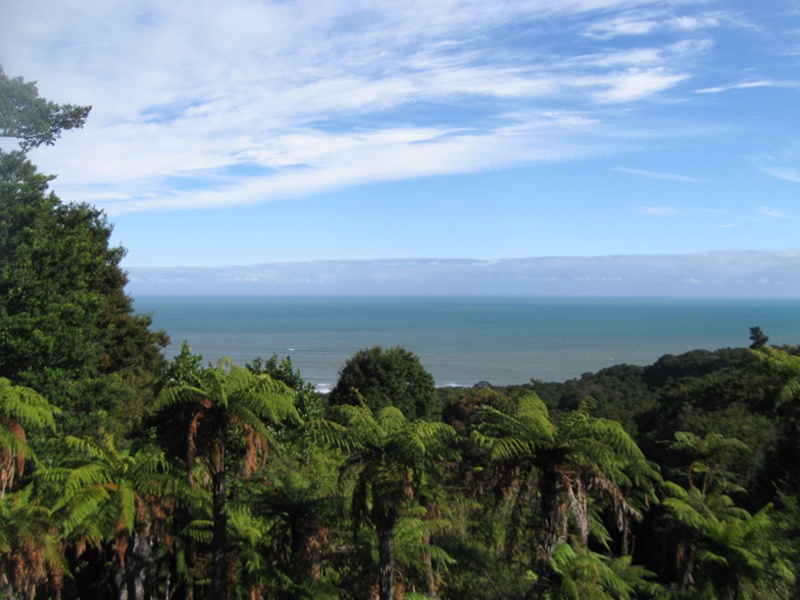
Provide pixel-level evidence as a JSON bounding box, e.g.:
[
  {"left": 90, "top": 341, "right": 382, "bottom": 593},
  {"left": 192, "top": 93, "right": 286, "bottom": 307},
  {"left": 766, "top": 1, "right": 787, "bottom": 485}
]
[
  {"left": 422, "top": 531, "right": 435, "bottom": 597},
  {"left": 211, "top": 447, "right": 228, "bottom": 600},
  {"left": 423, "top": 502, "right": 438, "bottom": 597},
  {"left": 376, "top": 509, "right": 397, "bottom": 600},
  {"left": 537, "top": 468, "right": 568, "bottom": 566},
  {"left": 309, "top": 526, "right": 327, "bottom": 587}
]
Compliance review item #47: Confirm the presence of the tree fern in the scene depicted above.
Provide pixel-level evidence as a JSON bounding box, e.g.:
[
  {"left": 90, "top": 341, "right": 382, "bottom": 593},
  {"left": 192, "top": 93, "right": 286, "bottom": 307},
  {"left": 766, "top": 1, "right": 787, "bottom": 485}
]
[
  {"left": 307, "top": 402, "right": 457, "bottom": 600},
  {"left": 0, "top": 378, "right": 57, "bottom": 498},
  {"left": 154, "top": 357, "right": 298, "bottom": 599},
  {"left": 0, "top": 485, "right": 67, "bottom": 598},
  {"left": 472, "top": 392, "right": 655, "bottom": 569}
]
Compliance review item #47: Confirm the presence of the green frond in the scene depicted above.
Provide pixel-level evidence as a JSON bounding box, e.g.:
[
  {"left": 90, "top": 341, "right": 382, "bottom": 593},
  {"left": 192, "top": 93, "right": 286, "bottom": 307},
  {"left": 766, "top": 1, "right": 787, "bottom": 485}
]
[
  {"left": 588, "top": 506, "right": 612, "bottom": 548},
  {"left": 130, "top": 448, "right": 170, "bottom": 478},
  {"left": 671, "top": 430, "right": 700, "bottom": 451},
  {"left": 376, "top": 405, "right": 408, "bottom": 432},
  {"left": 515, "top": 391, "right": 550, "bottom": 415},
  {"left": 235, "top": 385, "right": 299, "bottom": 425},
  {"left": 32, "top": 466, "right": 72, "bottom": 486},
  {"left": 58, "top": 464, "right": 113, "bottom": 502},
  {"left": 201, "top": 364, "right": 228, "bottom": 408},
  {"left": 490, "top": 436, "right": 538, "bottom": 461},
  {"left": 0, "top": 426, "right": 32, "bottom": 460},
  {"left": 59, "top": 486, "right": 113, "bottom": 534},
  {"left": 471, "top": 395, "right": 555, "bottom": 460},
  {"left": 751, "top": 347, "right": 800, "bottom": 408},
  {"left": 215, "top": 356, "right": 236, "bottom": 371},
  {"left": 391, "top": 428, "right": 428, "bottom": 466},
  {"left": 152, "top": 383, "right": 213, "bottom": 412},
  {"left": 577, "top": 395, "right": 598, "bottom": 413},
  {"left": 228, "top": 505, "right": 268, "bottom": 546},
  {"left": 183, "top": 519, "right": 214, "bottom": 544},
  {"left": 663, "top": 496, "right": 714, "bottom": 531},
  {"left": 65, "top": 434, "right": 112, "bottom": 461},
  {"left": 303, "top": 419, "right": 361, "bottom": 453},
  {"left": 777, "top": 376, "right": 800, "bottom": 408},
  {"left": 228, "top": 406, "right": 273, "bottom": 442},
  {"left": 332, "top": 403, "right": 383, "bottom": 445},
  {"left": 0, "top": 377, "right": 58, "bottom": 430},
  {"left": 548, "top": 542, "right": 658, "bottom": 600},
  {"left": 750, "top": 346, "right": 800, "bottom": 377},
  {"left": 473, "top": 416, "right": 524, "bottom": 445},
  {"left": 116, "top": 480, "right": 136, "bottom": 534},
  {"left": 475, "top": 394, "right": 555, "bottom": 444},
  {"left": 696, "top": 548, "right": 728, "bottom": 567},
  {"left": 389, "top": 420, "right": 457, "bottom": 468}
]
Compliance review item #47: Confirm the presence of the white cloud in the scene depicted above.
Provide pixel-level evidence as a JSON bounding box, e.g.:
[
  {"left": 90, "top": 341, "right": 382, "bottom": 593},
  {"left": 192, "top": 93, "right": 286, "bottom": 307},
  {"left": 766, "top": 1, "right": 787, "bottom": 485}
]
[
  {"left": 695, "top": 79, "right": 799, "bottom": 94},
  {"left": 616, "top": 167, "right": 704, "bottom": 182},
  {"left": 591, "top": 68, "right": 689, "bottom": 102},
  {"left": 762, "top": 166, "right": 800, "bottom": 183},
  {"left": 0, "top": 0, "right": 763, "bottom": 214},
  {"left": 639, "top": 207, "right": 680, "bottom": 216},
  {"left": 584, "top": 10, "right": 726, "bottom": 40},
  {"left": 636, "top": 206, "right": 723, "bottom": 218},
  {"left": 758, "top": 206, "right": 789, "bottom": 218}
]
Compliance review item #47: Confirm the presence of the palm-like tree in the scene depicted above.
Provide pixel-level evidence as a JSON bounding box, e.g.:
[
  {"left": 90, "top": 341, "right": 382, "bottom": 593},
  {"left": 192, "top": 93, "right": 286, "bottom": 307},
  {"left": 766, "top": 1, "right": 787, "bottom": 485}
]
[
  {"left": 546, "top": 542, "right": 661, "bottom": 600},
  {"left": 751, "top": 346, "right": 800, "bottom": 491},
  {"left": 472, "top": 394, "right": 654, "bottom": 568},
  {"left": 0, "top": 486, "right": 66, "bottom": 599},
  {"left": 154, "top": 358, "right": 298, "bottom": 599},
  {"left": 307, "top": 399, "right": 457, "bottom": 600},
  {"left": 37, "top": 432, "right": 174, "bottom": 599},
  {"left": 660, "top": 428, "right": 795, "bottom": 598},
  {"left": 0, "top": 377, "right": 57, "bottom": 498},
  {"left": 750, "top": 345, "right": 800, "bottom": 409},
  {"left": 668, "top": 431, "right": 749, "bottom": 497},
  {"left": 254, "top": 444, "right": 341, "bottom": 590},
  {"left": 662, "top": 484, "right": 794, "bottom": 599}
]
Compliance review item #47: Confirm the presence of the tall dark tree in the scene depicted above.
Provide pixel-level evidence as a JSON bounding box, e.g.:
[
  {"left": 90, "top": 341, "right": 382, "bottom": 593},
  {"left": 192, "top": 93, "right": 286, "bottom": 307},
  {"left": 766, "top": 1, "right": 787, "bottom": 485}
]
[
  {"left": 0, "top": 66, "right": 167, "bottom": 436},
  {"left": 329, "top": 346, "right": 441, "bottom": 420},
  {"left": 748, "top": 326, "right": 769, "bottom": 350}
]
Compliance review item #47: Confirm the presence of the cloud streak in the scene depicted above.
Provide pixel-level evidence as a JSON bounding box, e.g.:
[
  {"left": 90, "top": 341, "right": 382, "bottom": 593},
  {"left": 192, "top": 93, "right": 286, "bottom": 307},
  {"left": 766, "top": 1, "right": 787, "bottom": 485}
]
[{"left": 616, "top": 167, "right": 705, "bottom": 182}]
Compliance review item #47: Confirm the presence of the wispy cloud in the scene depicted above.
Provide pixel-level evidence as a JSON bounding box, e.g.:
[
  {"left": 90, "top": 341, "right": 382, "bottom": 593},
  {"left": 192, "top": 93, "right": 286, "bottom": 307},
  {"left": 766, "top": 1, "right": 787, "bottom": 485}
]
[
  {"left": 636, "top": 206, "right": 716, "bottom": 217},
  {"left": 616, "top": 167, "right": 705, "bottom": 182},
  {"left": 695, "top": 79, "right": 799, "bottom": 94},
  {"left": 758, "top": 206, "right": 790, "bottom": 218},
  {"left": 4, "top": 0, "right": 737, "bottom": 214},
  {"left": 761, "top": 166, "right": 800, "bottom": 183},
  {"left": 583, "top": 10, "right": 727, "bottom": 40}
]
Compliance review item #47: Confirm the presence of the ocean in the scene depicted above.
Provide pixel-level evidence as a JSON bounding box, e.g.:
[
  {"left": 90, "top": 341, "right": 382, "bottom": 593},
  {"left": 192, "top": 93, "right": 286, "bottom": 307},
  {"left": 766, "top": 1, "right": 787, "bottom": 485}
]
[{"left": 132, "top": 296, "right": 800, "bottom": 391}]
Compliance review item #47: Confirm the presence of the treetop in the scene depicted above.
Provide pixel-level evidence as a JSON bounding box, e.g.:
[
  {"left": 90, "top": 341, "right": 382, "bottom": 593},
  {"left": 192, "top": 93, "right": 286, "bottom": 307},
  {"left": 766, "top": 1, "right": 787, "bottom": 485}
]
[{"left": 0, "top": 65, "right": 91, "bottom": 151}]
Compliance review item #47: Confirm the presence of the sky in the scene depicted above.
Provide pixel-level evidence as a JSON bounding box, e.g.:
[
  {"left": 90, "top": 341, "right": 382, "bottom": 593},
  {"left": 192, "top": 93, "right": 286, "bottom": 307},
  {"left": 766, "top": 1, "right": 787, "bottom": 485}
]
[{"left": 2, "top": 0, "right": 799, "bottom": 296}]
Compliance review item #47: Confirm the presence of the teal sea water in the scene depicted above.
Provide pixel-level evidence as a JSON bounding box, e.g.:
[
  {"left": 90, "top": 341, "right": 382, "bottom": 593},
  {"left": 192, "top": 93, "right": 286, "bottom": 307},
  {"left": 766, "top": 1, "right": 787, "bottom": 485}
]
[{"left": 133, "top": 296, "right": 800, "bottom": 391}]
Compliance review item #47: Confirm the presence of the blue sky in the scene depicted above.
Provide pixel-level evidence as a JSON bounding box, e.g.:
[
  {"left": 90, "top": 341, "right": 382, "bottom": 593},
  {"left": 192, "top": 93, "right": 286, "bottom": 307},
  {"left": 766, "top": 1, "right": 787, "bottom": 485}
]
[{"left": 2, "top": 0, "right": 799, "bottom": 296}]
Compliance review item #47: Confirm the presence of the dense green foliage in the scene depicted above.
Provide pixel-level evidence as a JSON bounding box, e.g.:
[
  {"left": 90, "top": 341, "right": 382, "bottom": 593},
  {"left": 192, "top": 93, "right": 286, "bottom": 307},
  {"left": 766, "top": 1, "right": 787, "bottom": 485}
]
[
  {"left": 3, "top": 65, "right": 800, "bottom": 599},
  {"left": 0, "top": 70, "right": 167, "bottom": 439}
]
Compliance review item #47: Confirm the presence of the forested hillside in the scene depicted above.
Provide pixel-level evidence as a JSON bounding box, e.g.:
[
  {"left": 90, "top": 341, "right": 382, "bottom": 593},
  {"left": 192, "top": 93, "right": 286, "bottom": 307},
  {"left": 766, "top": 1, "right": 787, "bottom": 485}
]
[{"left": 3, "top": 66, "right": 800, "bottom": 599}]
